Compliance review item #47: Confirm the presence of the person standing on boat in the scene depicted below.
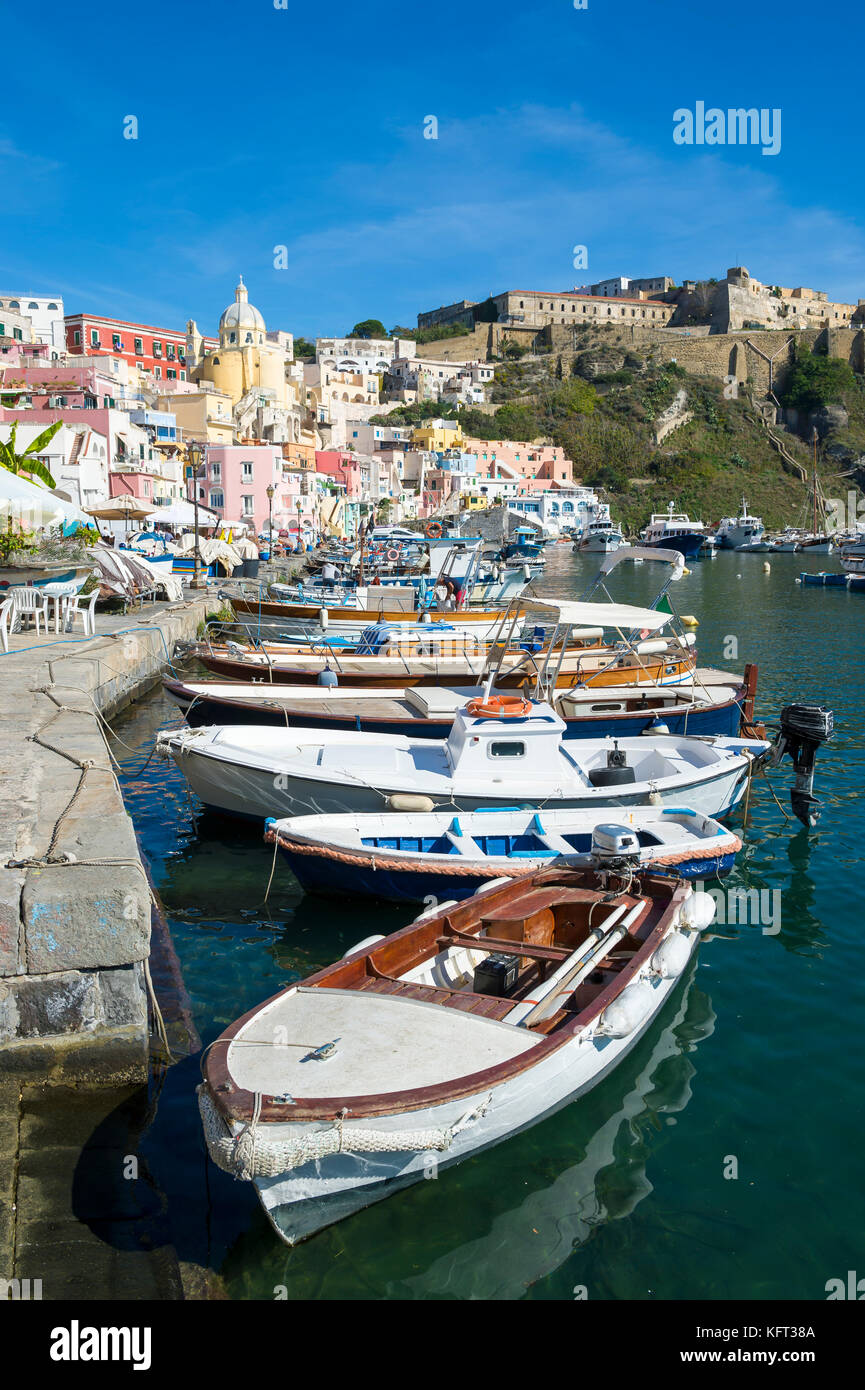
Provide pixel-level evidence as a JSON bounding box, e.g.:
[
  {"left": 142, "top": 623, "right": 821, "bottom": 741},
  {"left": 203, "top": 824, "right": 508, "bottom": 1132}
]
[
  {"left": 444, "top": 580, "right": 458, "bottom": 612},
  {"left": 434, "top": 579, "right": 449, "bottom": 611},
  {"left": 321, "top": 559, "right": 338, "bottom": 591}
]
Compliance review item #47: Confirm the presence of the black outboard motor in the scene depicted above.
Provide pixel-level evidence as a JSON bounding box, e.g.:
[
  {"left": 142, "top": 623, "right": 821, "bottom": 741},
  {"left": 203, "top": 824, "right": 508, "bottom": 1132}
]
[
  {"left": 588, "top": 740, "right": 637, "bottom": 787},
  {"left": 769, "top": 704, "right": 834, "bottom": 828}
]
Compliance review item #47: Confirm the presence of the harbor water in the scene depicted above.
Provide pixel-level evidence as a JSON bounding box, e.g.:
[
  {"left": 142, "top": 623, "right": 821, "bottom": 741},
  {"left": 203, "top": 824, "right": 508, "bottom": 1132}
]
[{"left": 108, "top": 547, "right": 863, "bottom": 1299}]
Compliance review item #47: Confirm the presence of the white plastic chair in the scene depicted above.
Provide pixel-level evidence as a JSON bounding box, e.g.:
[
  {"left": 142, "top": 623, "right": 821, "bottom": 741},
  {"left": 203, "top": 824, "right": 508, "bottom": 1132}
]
[
  {"left": 65, "top": 589, "right": 99, "bottom": 635},
  {"left": 9, "top": 586, "right": 50, "bottom": 635},
  {"left": 0, "top": 596, "right": 12, "bottom": 652}
]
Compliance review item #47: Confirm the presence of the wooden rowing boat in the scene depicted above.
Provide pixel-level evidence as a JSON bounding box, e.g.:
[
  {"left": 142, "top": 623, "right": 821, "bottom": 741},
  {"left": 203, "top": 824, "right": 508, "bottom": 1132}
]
[{"left": 197, "top": 865, "right": 716, "bottom": 1244}]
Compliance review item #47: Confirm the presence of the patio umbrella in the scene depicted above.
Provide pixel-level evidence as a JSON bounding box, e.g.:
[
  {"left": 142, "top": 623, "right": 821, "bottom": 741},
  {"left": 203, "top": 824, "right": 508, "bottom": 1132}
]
[
  {"left": 84, "top": 497, "right": 157, "bottom": 521},
  {"left": 0, "top": 466, "right": 96, "bottom": 533},
  {"left": 148, "top": 498, "right": 219, "bottom": 527}
]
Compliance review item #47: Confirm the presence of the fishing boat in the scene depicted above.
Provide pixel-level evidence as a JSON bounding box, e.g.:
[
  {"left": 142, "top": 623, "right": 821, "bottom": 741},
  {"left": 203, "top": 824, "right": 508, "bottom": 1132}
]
[
  {"left": 715, "top": 498, "right": 765, "bottom": 551},
  {"left": 575, "top": 522, "right": 625, "bottom": 554},
  {"left": 197, "top": 865, "right": 716, "bottom": 1244},
  {"left": 265, "top": 806, "right": 742, "bottom": 903},
  {"left": 163, "top": 664, "right": 755, "bottom": 742},
  {"left": 157, "top": 696, "right": 768, "bottom": 822},
  {"left": 502, "top": 527, "right": 544, "bottom": 561},
  {"left": 640, "top": 503, "right": 707, "bottom": 558},
  {"left": 191, "top": 594, "right": 698, "bottom": 690}
]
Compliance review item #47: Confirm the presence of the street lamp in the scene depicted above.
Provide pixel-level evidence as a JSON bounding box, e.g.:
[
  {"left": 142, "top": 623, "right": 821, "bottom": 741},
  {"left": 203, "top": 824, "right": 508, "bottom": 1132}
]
[
  {"left": 266, "top": 483, "right": 275, "bottom": 555},
  {"left": 296, "top": 499, "right": 303, "bottom": 553},
  {"left": 187, "top": 440, "right": 206, "bottom": 590}
]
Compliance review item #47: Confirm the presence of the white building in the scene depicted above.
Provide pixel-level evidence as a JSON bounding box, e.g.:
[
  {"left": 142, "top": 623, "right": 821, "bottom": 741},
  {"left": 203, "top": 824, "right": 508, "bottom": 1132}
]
[
  {"left": 0, "top": 294, "right": 65, "bottom": 351},
  {"left": 506, "top": 487, "right": 611, "bottom": 536},
  {"left": 316, "top": 337, "right": 416, "bottom": 373}
]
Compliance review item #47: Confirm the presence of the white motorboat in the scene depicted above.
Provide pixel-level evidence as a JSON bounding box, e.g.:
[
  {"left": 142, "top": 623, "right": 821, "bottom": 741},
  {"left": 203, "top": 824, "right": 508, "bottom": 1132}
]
[
  {"left": 575, "top": 522, "right": 625, "bottom": 554},
  {"left": 715, "top": 498, "right": 765, "bottom": 551},
  {"left": 158, "top": 697, "right": 768, "bottom": 822},
  {"left": 640, "top": 503, "right": 707, "bottom": 558},
  {"left": 197, "top": 867, "right": 717, "bottom": 1244}
]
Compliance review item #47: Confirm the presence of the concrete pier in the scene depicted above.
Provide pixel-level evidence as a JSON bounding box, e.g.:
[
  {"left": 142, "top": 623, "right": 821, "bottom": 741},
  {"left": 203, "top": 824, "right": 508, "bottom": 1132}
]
[{"left": 0, "top": 595, "right": 209, "bottom": 1083}]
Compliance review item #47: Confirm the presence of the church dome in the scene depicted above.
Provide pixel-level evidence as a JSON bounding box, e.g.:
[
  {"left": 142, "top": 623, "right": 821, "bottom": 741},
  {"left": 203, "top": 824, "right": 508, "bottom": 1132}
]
[{"left": 219, "top": 275, "right": 266, "bottom": 345}]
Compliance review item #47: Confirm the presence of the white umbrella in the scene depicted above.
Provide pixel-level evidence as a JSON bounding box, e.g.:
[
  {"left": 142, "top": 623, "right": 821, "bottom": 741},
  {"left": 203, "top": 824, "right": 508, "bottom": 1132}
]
[
  {"left": 0, "top": 467, "right": 96, "bottom": 532},
  {"left": 148, "top": 498, "right": 219, "bottom": 527}
]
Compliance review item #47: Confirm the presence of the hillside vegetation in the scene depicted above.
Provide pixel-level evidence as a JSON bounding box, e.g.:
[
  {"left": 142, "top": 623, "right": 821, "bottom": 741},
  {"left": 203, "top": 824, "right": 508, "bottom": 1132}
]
[{"left": 376, "top": 335, "right": 865, "bottom": 530}]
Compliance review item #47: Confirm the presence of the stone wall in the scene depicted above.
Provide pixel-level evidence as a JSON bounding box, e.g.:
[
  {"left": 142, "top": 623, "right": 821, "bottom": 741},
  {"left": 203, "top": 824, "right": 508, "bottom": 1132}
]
[{"left": 0, "top": 597, "right": 209, "bottom": 1083}]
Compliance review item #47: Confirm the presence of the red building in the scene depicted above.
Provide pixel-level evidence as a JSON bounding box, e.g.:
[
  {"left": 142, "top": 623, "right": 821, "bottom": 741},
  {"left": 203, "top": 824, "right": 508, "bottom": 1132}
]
[{"left": 64, "top": 312, "right": 217, "bottom": 383}]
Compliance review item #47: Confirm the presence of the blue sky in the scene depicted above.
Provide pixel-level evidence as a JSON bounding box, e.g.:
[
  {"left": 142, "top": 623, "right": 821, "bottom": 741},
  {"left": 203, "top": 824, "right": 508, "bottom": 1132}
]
[{"left": 2, "top": 0, "right": 863, "bottom": 338}]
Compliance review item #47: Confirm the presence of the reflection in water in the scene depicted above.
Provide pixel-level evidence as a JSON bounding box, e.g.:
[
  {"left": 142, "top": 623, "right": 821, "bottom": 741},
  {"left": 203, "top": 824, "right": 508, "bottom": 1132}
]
[{"left": 396, "top": 966, "right": 714, "bottom": 1300}]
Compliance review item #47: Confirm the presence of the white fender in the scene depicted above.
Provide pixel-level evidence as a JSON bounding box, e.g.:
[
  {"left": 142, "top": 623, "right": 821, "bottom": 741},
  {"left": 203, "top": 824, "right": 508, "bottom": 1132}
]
[
  {"left": 342, "top": 934, "right": 385, "bottom": 959},
  {"left": 387, "top": 793, "right": 436, "bottom": 813},
  {"left": 679, "top": 891, "right": 717, "bottom": 933},
  {"left": 651, "top": 930, "right": 692, "bottom": 979},
  {"left": 598, "top": 979, "right": 656, "bottom": 1038},
  {"left": 318, "top": 608, "right": 329, "bottom": 629},
  {"left": 476, "top": 876, "right": 514, "bottom": 895},
  {"left": 412, "top": 899, "right": 458, "bottom": 923}
]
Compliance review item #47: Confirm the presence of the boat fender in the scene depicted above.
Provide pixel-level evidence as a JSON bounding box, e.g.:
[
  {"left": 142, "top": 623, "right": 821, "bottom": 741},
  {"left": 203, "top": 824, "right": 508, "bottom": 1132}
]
[
  {"left": 523, "top": 563, "right": 531, "bottom": 580},
  {"left": 598, "top": 979, "right": 656, "bottom": 1038},
  {"left": 387, "top": 793, "right": 436, "bottom": 813},
  {"left": 413, "top": 898, "right": 458, "bottom": 922},
  {"left": 476, "top": 876, "right": 514, "bottom": 895},
  {"left": 679, "top": 891, "right": 717, "bottom": 933},
  {"left": 342, "top": 934, "right": 386, "bottom": 959},
  {"left": 681, "top": 614, "right": 699, "bottom": 628},
  {"left": 319, "top": 608, "right": 329, "bottom": 629},
  {"left": 641, "top": 719, "right": 671, "bottom": 735},
  {"left": 317, "top": 667, "right": 339, "bottom": 688},
  {"left": 651, "top": 930, "right": 692, "bottom": 979}
]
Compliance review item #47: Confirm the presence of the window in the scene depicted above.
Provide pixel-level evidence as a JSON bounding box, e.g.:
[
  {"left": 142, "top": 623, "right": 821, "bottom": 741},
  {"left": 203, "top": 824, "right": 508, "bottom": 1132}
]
[
  {"left": 9, "top": 300, "right": 19, "bottom": 308},
  {"left": 13, "top": 328, "right": 22, "bottom": 341},
  {"left": 134, "top": 337, "right": 143, "bottom": 354},
  {"left": 154, "top": 367, "right": 161, "bottom": 379},
  {"left": 136, "top": 361, "right": 144, "bottom": 370},
  {"left": 210, "top": 462, "right": 221, "bottom": 480},
  {"left": 489, "top": 741, "right": 526, "bottom": 759},
  {"left": 90, "top": 329, "right": 100, "bottom": 346},
  {"left": 28, "top": 301, "right": 39, "bottom": 309},
  {"left": 153, "top": 341, "right": 162, "bottom": 357},
  {"left": 241, "top": 495, "right": 254, "bottom": 516},
  {"left": 47, "top": 302, "right": 58, "bottom": 310},
  {"left": 166, "top": 343, "right": 175, "bottom": 359},
  {"left": 241, "top": 461, "right": 253, "bottom": 481},
  {"left": 180, "top": 371, "right": 186, "bottom": 381},
  {"left": 112, "top": 334, "right": 122, "bottom": 350},
  {"left": 210, "top": 490, "right": 224, "bottom": 509}
]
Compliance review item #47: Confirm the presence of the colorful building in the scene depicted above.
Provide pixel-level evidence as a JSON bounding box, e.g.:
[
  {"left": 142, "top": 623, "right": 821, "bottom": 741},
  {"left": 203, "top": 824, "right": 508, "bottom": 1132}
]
[{"left": 64, "top": 311, "right": 216, "bottom": 382}]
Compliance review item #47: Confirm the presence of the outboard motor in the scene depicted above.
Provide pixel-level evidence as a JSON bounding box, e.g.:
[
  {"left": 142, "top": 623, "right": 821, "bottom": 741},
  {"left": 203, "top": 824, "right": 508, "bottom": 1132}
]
[
  {"left": 590, "top": 824, "right": 642, "bottom": 872},
  {"left": 588, "top": 740, "right": 637, "bottom": 787},
  {"left": 769, "top": 704, "right": 834, "bottom": 828}
]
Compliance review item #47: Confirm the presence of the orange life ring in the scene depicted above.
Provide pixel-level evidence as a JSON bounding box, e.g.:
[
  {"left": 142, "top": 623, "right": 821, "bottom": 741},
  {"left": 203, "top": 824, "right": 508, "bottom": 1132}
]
[
  {"left": 465, "top": 695, "right": 533, "bottom": 719},
  {"left": 426, "top": 521, "right": 443, "bottom": 539},
  {"left": 386, "top": 547, "right": 400, "bottom": 561}
]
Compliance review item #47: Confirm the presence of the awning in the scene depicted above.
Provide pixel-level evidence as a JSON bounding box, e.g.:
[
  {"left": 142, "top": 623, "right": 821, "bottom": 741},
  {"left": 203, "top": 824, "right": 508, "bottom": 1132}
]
[{"left": 520, "top": 597, "right": 673, "bottom": 633}]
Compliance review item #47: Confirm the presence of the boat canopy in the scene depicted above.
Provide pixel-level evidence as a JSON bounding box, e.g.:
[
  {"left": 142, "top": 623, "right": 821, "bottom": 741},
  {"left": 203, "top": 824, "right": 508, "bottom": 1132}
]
[
  {"left": 521, "top": 597, "right": 673, "bottom": 634},
  {"left": 598, "top": 545, "right": 685, "bottom": 577}
]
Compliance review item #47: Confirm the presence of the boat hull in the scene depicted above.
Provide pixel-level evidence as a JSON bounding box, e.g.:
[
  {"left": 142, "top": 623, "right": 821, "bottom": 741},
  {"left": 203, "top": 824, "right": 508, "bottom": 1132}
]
[
  {"left": 250, "top": 955, "right": 697, "bottom": 1245},
  {"left": 166, "top": 740, "right": 752, "bottom": 823},
  {"left": 165, "top": 680, "right": 745, "bottom": 741},
  {"left": 641, "top": 533, "right": 705, "bottom": 558}
]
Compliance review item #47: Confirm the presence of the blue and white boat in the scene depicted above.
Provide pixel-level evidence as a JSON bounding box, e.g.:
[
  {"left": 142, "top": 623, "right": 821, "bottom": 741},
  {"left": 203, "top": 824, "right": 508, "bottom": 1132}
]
[
  {"left": 502, "top": 527, "right": 544, "bottom": 561},
  {"left": 715, "top": 498, "right": 765, "bottom": 551},
  {"left": 265, "top": 805, "right": 742, "bottom": 904},
  {"left": 641, "top": 503, "right": 707, "bottom": 558}
]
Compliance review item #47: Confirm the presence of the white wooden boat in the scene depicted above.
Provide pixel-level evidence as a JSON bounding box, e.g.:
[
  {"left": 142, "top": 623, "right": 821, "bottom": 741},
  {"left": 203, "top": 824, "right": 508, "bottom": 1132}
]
[
  {"left": 157, "top": 697, "right": 768, "bottom": 822},
  {"left": 266, "top": 805, "right": 742, "bottom": 902},
  {"left": 197, "top": 866, "right": 716, "bottom": 1244},
  {"left": 716, "top": 498, "right": 765, "bottom": 550}
]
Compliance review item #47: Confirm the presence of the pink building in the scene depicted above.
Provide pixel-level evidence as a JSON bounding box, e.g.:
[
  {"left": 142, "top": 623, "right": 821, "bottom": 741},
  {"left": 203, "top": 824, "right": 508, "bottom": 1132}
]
[
  {"left": 314, "top": 450, "right": 362, "bottom": 499},
  {"left": 203, "top": 444, "right": 318, "bottom": 535},
  {"left": 464, "top": 438, "right": 573, "bottom": 488}
]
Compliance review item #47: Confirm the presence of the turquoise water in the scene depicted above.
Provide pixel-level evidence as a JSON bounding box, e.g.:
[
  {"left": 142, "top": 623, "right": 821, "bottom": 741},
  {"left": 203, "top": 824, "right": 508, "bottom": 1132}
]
[{"left": 114, "top": 547, "right": 864, "bottom": 1299}]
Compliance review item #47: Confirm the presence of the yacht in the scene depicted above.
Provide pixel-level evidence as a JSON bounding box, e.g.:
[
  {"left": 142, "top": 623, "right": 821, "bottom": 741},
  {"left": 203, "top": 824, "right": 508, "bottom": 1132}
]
[{"left": 640, "top": 502, "right": 707, "bottom": 558}]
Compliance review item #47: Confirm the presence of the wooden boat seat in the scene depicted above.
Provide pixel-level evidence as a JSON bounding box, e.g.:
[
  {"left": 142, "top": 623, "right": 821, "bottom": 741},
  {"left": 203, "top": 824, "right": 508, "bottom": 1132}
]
[
  {"left": 356, "top": 975, "right": 513, "bottom": 1020},
  {"left": 436, "top": 929, "right": 570, "bottom": 964}
]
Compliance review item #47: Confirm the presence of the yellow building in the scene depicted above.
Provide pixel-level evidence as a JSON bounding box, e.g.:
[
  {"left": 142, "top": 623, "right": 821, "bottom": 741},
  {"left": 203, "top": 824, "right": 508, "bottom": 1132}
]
[
  {"left": 411, "top": 419, "right": 463, "bottom": 452},
  {"left": 187, "top": 277, "right": 293, "bottom": 410},
  {"left": 155, "top": 387, "right": 235, "bottom": 446}
]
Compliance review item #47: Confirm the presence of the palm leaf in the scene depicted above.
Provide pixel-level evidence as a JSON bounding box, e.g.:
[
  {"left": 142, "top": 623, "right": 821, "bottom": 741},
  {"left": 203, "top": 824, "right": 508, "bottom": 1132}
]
[{"left": 23, "top": 419, "right": 63, "bottom": 457}]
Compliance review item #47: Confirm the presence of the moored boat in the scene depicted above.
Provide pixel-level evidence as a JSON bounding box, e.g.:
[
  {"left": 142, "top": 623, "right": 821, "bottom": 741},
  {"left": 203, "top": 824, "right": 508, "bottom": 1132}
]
[
  {"left": 640, "top": 502, "right": 707, "bottom": 558},
  {"left": 157, "top": 697, "right": 768, "bottom": 822},
  {"left": 197, "top": 866, "right": 716, "bottom": 1244},
  {"left": 266, "top": 806, "right": 742, "bottom": 903}
]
